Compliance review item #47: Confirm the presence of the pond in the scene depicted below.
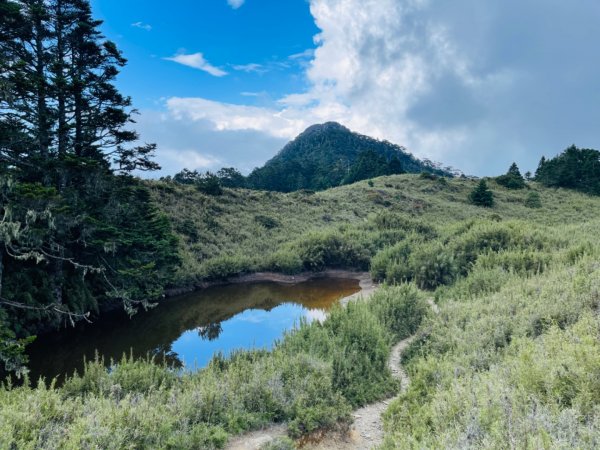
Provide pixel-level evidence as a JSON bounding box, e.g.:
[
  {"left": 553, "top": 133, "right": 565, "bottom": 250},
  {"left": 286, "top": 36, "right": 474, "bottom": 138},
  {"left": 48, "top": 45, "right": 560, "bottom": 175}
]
[{"left": 26, "top": 277, "right": 361, "bottom": 382}]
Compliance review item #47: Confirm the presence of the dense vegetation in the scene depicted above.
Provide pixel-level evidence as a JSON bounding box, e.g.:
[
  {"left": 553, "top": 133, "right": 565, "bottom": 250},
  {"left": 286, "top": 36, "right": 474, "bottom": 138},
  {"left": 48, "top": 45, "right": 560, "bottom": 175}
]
[
  {"left": 535, "top": 145, "right": 600, "bottom": 195},
  {"left": 2, "top": 172, "right": 600, "bottom": 448},
  {"left": 245, "top": 122, "right": 452, "bottom": 192},
  {"left": 0, "top": 0, "right": 178, "bottom": 374}
]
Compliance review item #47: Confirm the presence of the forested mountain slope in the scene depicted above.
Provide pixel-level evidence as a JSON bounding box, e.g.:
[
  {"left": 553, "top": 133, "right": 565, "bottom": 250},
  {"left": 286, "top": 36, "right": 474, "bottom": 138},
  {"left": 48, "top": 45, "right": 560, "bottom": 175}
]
[{"left": 246, "top": 122, "right": 451, "bottom": 192}]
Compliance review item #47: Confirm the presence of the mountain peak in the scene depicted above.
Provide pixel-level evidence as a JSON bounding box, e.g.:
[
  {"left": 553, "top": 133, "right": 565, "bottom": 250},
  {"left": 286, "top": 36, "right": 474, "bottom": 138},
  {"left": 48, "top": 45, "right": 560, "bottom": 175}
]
[
  {"left": 299, "top": 122, "right": 349, "bottom": 137},
  {"left": 247, "top": 122, "right": 450, "bottom": 192}
]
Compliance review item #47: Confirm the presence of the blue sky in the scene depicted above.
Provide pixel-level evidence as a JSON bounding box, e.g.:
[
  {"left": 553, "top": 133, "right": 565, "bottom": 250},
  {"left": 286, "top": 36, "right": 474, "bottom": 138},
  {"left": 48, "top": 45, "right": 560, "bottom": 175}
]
[
  {"left": 91, "top": 0, "right": 317, "bottom": 109},
  {"left": 91, "top": 0, "right": 600, "bottom": 176}
]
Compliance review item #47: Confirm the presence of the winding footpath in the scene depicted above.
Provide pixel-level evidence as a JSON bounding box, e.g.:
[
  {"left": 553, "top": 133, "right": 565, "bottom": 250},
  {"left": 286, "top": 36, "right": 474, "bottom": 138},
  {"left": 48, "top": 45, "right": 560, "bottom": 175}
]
[{"left": 226, "top": 278, "right": 438, "bottom": 450}]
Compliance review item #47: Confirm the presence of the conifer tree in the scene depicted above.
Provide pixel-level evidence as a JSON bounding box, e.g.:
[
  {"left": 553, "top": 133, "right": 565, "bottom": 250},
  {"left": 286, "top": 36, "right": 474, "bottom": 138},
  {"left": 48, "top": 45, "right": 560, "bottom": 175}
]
[
  {"left": 496, "top": 162, "right": 526, "bottom": 189},
  {"left": 469, "top": 179, "right": 494, "bottom": 207},
  {"left": 0, "top": 0, "right": 179, "bottom": 374}
]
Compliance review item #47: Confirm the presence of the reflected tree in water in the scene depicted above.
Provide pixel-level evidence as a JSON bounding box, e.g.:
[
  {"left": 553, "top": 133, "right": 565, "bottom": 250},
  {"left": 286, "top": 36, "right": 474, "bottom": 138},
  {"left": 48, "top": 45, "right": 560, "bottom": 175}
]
[
  {"left": 150, "top": 343, "right": 183, "bottom": 369},
  {"left": 197, "top": 323, "right": 223, "bottom": 341}
]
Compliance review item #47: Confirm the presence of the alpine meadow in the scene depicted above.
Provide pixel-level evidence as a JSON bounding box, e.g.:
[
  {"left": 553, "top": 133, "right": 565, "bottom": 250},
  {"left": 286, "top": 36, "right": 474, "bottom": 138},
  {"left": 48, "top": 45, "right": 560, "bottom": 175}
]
[{"left": 1, "top": 1, "right": 600, "bottom": 449}]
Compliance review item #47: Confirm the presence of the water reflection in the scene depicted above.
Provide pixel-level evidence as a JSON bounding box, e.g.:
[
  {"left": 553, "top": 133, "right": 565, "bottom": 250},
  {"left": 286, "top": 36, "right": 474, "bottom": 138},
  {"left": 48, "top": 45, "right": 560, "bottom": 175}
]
[
  {"left": 27, "top": 277, "right": 360, "bottom": 382},
  {"left": 198, "top": 322, "right": 223, "bottom": 341}
]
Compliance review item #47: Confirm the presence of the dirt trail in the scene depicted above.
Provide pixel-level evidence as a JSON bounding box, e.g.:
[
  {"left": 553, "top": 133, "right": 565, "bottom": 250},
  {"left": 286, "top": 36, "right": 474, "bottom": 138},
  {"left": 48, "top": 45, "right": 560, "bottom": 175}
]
[
  {"left": 305, "top": 297, "right": 438, "bottom": 450},
  {"left": 225, "top": 288, "right": 439, "bottom": 450}
]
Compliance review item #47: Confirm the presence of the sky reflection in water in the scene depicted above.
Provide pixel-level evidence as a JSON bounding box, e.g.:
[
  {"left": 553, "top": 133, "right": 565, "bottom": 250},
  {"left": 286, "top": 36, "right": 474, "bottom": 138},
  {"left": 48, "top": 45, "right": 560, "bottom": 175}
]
[{"left": 27, "top": 278, "right": 359, "bottom": 381}]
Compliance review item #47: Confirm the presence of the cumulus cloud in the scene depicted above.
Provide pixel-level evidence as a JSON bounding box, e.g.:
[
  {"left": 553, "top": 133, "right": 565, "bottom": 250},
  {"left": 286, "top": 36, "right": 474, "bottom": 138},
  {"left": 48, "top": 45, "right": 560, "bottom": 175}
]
[
  {"left": 165, "top": 52, "right": 227, "bottom": 77},
  {"left": 131, "top": 21, "right": 152, "bottom": 31},
  {"left": 152, "top": 0, "right": 600, "bottom": 175},
  {"left": 227, "top": 0, "right": 245, "bottom": 9}
]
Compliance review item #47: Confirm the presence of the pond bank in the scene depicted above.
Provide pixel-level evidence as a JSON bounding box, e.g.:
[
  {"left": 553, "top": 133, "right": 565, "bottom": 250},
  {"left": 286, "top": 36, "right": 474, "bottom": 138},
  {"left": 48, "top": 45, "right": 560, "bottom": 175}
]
[{"left": 164, "top": 270, "right": 374, "bottom": 297}]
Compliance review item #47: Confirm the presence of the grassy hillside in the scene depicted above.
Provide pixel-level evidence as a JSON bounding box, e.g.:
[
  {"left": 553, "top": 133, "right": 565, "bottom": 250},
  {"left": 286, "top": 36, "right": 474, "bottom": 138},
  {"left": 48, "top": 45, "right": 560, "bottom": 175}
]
[
  {"left": 2, "top": 175, "right": 600, "bottom": 448},
  {"left": 149, "top": 174, "right": 599, "bottom": 288}
]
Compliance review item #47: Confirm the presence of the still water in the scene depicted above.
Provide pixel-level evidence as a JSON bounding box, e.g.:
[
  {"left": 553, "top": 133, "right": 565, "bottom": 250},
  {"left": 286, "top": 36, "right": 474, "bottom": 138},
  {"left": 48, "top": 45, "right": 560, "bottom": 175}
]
[{"left": 27, "top": 277, "right": 360, "bottom": 382}]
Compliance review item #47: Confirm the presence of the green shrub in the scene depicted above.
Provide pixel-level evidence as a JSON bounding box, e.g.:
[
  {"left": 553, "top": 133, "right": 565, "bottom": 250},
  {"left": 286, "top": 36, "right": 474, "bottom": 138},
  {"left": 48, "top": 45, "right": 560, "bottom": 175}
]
[
  {"left": 496, "top": 163, "right": 526, "bottom": 190},
  {"left": 476, "top": 250, "right": 551, "bottom": 275},
  {"left": 328, "top": 302, "right": 394, "bottom": 406},
  {"left": 201, "top": 254, "right": 254, "bottom": 279},
  {"left": 370, "top": 235, "right": 421, "bottom": 282},
  {"left": 372, "top": 211, "right": 437, "bottom": 238},
  {"left": 525, "top": 191, "right": 542, "bottom": 208},
  {"left": 409, "top": 242, "right": 458, "bottom": 289},
  {"left": 288, "top": 231, "right": 371, "bottom": 271},
  {"left": 255, "top": 214, "right": 280, "bottom": 229},
  {"left": 268, "top": 250, "right": 304, "bottom": 274},
  {"left": 369, "top": 284, "right": 428, "bottom": 341}
]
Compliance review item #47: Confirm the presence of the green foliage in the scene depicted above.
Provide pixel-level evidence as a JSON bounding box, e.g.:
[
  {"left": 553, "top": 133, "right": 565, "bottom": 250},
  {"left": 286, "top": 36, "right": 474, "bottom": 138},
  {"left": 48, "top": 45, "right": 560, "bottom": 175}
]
[
  {"left": 284, "top": 231, "right": 371, "bottom": 272},
  {"left": 172, "top": 169, "right": 223, "bottom": 195},
  {"left": 196, "top": 173, "right": 224, "bottom": 196},
  {"left": 496, "top": 162, "right": 526, "bottom": 189},
  {"left": 369, "top": 284, "right": 428, "bottom": 342},
  {"left": 409, "top": 242, "right": 458, "bottom": 289},
  {"left": 371, "top": 219, "right": 558, "bottom": 292},
  {"left": 201, "top": 254, "right": 253, "bottom": 280},
  {"left": 525, "top": 191, "right": 542, "bottom": 208},
  {"left": 535, "top": 145, "right": 600, "bottom": 195},
  {"left": 380, "top": 223, "right": 600, "bottom": 449},
  {"left": 217, "top": 167, "right": 246, "bottom": 188},
  {"left": 255, "top": 214, "right": 280, "bottom": 229},
  {"left": 0, "top": 0, "right": 179, "bottom": 372},
  {"left": 342, "top": 149, "right": 404, "bottom": 185},
  {"left": 469, "top": 179, "right": 495, "bottom": 207}
]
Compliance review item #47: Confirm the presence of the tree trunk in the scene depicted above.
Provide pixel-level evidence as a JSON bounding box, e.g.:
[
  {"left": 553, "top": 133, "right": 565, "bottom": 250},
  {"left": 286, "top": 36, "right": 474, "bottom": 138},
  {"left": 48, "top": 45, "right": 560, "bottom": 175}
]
[
  {"left": 34, "top": 11, "right": 50, "bottom": 160},
  {"left": 0, "top": 250, "right": 4, "bottom": 300},
  {"left": 56, "top": 0, "right": 67, "bottom": 157}
]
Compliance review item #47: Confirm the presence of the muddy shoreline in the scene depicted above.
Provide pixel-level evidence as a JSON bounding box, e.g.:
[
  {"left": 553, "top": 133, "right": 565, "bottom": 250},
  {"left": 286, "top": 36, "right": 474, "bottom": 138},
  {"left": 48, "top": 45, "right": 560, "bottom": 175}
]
[{"left": 163, "top": 270, "right": 374, "bottom": 298}]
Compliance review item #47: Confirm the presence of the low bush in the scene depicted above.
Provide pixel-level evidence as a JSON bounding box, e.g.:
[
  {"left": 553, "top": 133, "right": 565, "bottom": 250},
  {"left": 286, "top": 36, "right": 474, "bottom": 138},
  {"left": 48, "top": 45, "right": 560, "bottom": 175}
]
[
  {"left": 286, "top": 231, "right": 371, "bottom": 271},
  {"left": 525, "top": 191, "right": 542, "bottom": 208},
  {"left": 201, "top": 254, "right": 254, "bottom": 279}
]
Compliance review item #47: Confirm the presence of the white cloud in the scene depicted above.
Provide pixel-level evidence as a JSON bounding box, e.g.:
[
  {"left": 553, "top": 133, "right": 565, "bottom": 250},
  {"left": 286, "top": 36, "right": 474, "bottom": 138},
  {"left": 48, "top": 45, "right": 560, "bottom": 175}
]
[
  {"left": 162, "top": 149, "right": 221, "bottom": 171},
  {"left": 131, "top": 21, "right": 152, "bottom": 31},
  {"left": 227, "top": 0, "right": 245, "bottom": 9},
  {"left": 165, "top": 52, "right": 227, "bottom": 77},
  {"left": 134, "top": 109, "right": 286, "bottom": 176},
  {"left": 288, "top": 49, "right": 315, "bottom": 60},
  {"left": 166, "top": 97, "right": 308, "bottom": 139},
  {"left": 232, "top": 63, "right": 265, "bottom": 73},
  {"left": 240, "top": 91, "right": 267, "bottom": 97}
]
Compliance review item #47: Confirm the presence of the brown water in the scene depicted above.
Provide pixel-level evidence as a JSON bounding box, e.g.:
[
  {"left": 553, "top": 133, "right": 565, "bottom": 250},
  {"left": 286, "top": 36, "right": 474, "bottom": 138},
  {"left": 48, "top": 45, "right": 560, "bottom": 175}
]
[{"left": 26, "top": 277, "right": 360, "bottom": 382}]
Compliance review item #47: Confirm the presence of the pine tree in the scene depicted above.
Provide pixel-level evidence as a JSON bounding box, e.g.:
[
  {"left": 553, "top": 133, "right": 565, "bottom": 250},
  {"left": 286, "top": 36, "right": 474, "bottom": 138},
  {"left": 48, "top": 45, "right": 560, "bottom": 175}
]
[
  {"left": 0, "top": 0, "right": 179, "bottom": 374},
  {"left": 496, "top": 162, "right": 526, "bottom": 189},
  {"left": 469, "top": 179, "right": 494, "bottom": 207},
  {"left": 535, "top": 146, "right": 600, "bottom": 195}
]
